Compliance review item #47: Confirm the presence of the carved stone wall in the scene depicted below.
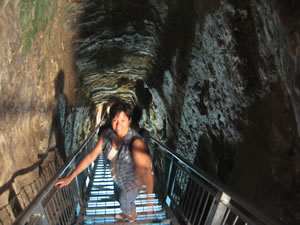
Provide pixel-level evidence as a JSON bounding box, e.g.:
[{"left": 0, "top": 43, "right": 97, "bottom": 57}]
[{"left": 0, "top": 0, "right": 81, "bottom": 224}]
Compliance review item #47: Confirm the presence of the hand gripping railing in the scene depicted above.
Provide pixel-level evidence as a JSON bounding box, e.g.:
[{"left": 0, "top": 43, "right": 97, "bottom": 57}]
[
  {"left": 13, "top": 125, "right": 101, "bottom": 225},
  {"left": 148, "top": 137, "right": 285, "bottom": 225}
]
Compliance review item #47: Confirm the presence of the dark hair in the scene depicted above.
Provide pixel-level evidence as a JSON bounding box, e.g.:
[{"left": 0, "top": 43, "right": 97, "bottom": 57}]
[{"left": 109, "top": 101, "right": 133, "bottom": 120}]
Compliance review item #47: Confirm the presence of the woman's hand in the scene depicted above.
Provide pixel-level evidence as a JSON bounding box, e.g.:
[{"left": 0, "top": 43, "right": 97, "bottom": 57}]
[{"left": 55, "top": 176, "right": 73, "bottom": 188}]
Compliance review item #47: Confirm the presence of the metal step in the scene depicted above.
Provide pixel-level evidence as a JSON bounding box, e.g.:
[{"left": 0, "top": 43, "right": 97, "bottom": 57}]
[
  {"left": 86, "top": 199, "right": 161, "bottom": 210},
  {"left": 83, "top": 211, "right": 171, "bottom": 225},
  {"left": 83, "top": 218, "right": 172, "bottom": 225},
  {"left": 84, "top": 210, "right": 167, "bottom": 219}
]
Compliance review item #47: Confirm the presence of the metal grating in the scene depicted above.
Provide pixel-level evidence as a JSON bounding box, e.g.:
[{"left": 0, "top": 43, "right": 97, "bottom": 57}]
[{"left": 78, "top": 155, "right": 172, "bottom": 225}]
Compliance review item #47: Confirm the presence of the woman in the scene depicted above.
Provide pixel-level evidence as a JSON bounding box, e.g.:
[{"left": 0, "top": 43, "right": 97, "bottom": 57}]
[{"left": 55, "top": 102, "right": 154, "bottom": 222}]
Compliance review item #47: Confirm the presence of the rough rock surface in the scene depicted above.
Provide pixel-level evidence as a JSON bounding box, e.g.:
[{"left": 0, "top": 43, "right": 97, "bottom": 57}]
[
  {"left": 0, "top": 0, "right": 82, "bottom": 224},
  {"left": 140, "top": 0, "right": 300, "bottom": 224}
]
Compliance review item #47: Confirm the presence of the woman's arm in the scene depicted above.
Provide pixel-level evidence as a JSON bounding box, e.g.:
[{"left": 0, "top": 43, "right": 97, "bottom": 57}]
[
  {"left": 55, "top": 135, "right": 104, "bottom": 188},
  {"left": 132, "top": 139, "right": 154, "bottom": 194}
]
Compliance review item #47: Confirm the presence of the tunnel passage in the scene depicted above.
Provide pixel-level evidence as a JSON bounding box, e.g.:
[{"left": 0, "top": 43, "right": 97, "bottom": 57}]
[{"left": 74, "top": 0, "right": 161, "bottom": 106}]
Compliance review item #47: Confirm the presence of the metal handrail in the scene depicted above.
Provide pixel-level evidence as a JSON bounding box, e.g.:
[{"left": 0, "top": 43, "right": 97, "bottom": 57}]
[
  {"left": 13, "top": 124, "right": 101, "bottom": 225},
  {"left": 149, "top": 136, "right": 284, "bottom": 225}
]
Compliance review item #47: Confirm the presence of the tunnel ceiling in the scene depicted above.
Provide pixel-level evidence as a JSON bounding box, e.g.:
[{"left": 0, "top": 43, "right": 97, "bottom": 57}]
[{"left": 75, "top": 0, "right": 161, "bottom": 106}]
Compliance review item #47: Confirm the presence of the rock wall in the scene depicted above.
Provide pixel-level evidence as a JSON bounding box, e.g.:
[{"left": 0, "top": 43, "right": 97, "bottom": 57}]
[
  {"left": 140, "top": 0, "right": 300, "bottom": 224},
  {"left": 0, "top": 0, "right": 83, "bottom": 224}
]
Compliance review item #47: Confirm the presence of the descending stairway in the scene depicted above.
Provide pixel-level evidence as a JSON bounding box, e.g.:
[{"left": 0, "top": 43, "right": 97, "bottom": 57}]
[
  {"left": 76, "top": 155, "right": 172, "bottom": 225},
  {"left": 13, "top": 131, "right": 283, "bottom": 225}
]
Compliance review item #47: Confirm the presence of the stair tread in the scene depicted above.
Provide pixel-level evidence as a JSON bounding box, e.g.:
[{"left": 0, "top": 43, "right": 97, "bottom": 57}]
[
  {"left": 87, "top": 198, "right": 159, "bottom": 206},
  {"left": 84, "top": 210, "right": 167, "bottom": 218},
  {"left": 88, "top": 193, "right": 157, "bottom": 198},
  {"left": 86, "top": 204, "right": 162, "bottom": 212},
  {"left": 83, "top": 218, "right": 172, "bottom": 225}
]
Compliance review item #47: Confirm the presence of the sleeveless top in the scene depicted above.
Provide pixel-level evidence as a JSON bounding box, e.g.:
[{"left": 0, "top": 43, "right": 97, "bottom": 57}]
[{"left": 101, "top": 127, "right": 142, "bottom": 192}]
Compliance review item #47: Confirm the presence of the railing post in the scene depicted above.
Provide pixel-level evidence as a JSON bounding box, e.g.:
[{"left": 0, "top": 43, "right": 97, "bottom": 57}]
[
  {"left": 27, "top": 204, "right": 50, "bottom": 225},
  {"left": 205, "top": 191, "right": 230, "bottom": 225},
  {"left": 72, "top": 161, "right": 82, "bottom": 203},
  {"left": 165, "top": 156, "right": 174, "bottom": 201}
]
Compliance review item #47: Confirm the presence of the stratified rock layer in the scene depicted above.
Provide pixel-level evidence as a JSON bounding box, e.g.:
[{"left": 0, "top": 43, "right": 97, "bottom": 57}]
[
  {"left": 75, "top": 0, "right": 160, "bottom": 105},
  {"left": 138, "top": 1, "right": 300, "bottom": 224}
]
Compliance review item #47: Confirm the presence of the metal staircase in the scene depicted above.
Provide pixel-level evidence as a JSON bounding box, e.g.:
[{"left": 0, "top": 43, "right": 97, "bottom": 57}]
[
  {"left": 13, "top": 125, "right": 285, "bottom": 225},
  {"left": 76, "top": 155, "right": 172, "bottom": 225}
]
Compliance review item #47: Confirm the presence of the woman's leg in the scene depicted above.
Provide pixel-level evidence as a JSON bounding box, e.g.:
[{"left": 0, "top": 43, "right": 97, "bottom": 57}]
[
  {"left": 113, "top": 181, "right": 121, "bottom": 202},
  {"left": 119, "top": 186, "right": 140, "bottom": 221}
]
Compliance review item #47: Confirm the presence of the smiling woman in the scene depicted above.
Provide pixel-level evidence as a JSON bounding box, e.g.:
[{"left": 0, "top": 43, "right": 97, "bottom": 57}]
[
  {"left": 110, "top": 102, "right": 133, "bottom": 138},
  {"left": 55, "top": 101, "right": 155, "bottom": 222}
]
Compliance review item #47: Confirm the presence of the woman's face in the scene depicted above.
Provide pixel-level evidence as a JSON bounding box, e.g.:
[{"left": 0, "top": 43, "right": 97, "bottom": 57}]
[{"left": 111, "top": 111, "right": 131, "bottom": 138}]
